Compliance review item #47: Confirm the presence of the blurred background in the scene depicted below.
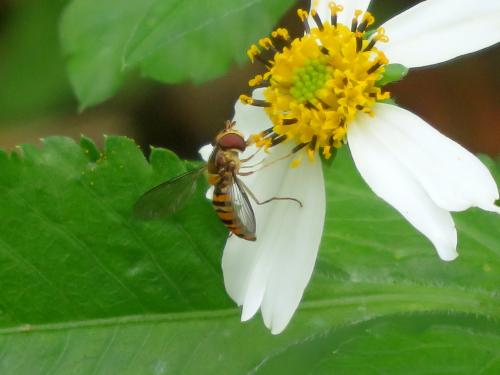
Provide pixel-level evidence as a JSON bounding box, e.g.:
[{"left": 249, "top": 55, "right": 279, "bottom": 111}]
[{"left": 0, "top": 0, "right": 498, "bottom": 158}]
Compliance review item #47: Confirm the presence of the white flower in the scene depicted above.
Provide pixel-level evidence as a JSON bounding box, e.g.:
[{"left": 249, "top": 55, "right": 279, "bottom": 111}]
[{"left": 201, "top": 0, "right": 500, "bottom": 334}]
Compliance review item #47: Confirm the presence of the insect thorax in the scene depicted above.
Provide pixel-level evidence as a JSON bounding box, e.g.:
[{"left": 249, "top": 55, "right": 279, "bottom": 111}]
[{"left": 207, "top": 149, "right": 241, "bottom": 187}]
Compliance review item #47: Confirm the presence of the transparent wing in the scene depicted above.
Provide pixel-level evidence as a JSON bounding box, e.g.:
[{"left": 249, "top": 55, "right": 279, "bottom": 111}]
[
  {"left": 133, "top": 167, "right": 206, "bottom": 219},
  {"left": 230, "top": 173, "right": 256, "bottom": 235}
]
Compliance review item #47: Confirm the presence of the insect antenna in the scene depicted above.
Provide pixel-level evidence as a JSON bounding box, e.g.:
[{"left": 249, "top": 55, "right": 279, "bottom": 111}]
[{"left": 225, "top": 120, "right": 236, "bottom": 130}]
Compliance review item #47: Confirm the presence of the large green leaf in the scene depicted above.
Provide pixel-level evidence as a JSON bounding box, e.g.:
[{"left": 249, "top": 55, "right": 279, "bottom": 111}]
[
  {"left": 376, "top": 64, "right": 408, "bottom": 87},
  {"left": 0, "top": 0, "right": 72, "bottom": 121},
  {"left": 60, "top": 0, "right": 295, "bottom": 109},
  {"left": 0, "top": 137, "right": 498, "bottom": 373},
  {"left": 251, "top": 313, "right": 500, "bottom": 374}
]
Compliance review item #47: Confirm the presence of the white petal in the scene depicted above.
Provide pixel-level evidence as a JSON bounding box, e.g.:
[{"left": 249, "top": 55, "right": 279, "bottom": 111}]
[
  {"left": 222, "top": 145, "right": 326, "bottom": 334},
  {"left": 198, "top": 144, "right": 213, "bottom": 161},
  {"left": 233, "top": 88, "right": 272, "bottom": 136},
  {"left": 205, "top": 186, "right": 214, "bottom": 200},
  {"left": 311, "top": 0, "right": 372, "bottom": 27},
  {"left": 348, "top": 114, "right": 458, "bottom": 261},
  {"left": 371, "top": 103, "right": 500, "bottom": 213},
  {"left": 378, "top": 0, "right": 500, "bottom": 68}
]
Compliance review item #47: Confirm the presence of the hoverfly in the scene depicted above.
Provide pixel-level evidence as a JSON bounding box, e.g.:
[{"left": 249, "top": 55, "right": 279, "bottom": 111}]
[{"left": 134, "top": 120, "right": 301, "bottom": 241}]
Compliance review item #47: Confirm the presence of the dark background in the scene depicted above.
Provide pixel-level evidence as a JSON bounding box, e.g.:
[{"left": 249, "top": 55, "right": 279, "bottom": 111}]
[{"left": 0, "top": 0, "right": 498, "bottom": 157}]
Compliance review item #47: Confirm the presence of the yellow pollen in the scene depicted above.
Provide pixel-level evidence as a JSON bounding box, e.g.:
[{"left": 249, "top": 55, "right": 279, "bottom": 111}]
[
  {"left": 362, "top": 12, "right": 375, "bottom": 26},
  {"left": 297, "top": 9, "right": 308, "bottom": 22},
  {"left": 242, "top": 9, "right": 391, "bottom": 162},
  {"left": 290, "top": 159, "right": 302, "bottom": 168},
  {"left": 246, "top": 45, "right": 260, "bottom": 63},
  {"left": 329, "top": 2, "right": 344, "bottom": 14},
  {"left": 375, "top": 27, "right": 389, "bottom": 43},
  {"left": 259, "top": 37, "right": 274, "bottom": 50},
  {"left": 271, "top": 28, "right": 290, "bottom": 40},
  {"left": 248, "top": 75, "right": 263, "bottom": 87},
  {"left": 322, "top": 145, "right": 332, "bottom": 159},
  {"left": 239, "top": 94, "right": 253, "bottom": 105}
]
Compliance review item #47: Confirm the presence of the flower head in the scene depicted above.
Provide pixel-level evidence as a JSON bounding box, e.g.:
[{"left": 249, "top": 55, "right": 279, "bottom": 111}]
[
  {"left": 201, "top": 0, "right": 500, "bottom": 334},
  {"left": 243, "top": 7, "right": 391, "bottom": 162}
]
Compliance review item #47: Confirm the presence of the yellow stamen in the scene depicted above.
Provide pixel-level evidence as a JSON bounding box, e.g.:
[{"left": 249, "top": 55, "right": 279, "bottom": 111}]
[
  {"left": 239, "top": 95, "right": 271, "bottom": 108},
  {"left": 329, "top": 2, "right": 344, "bottom": 14},
  {"left": 362, "top": 12, "right": 375, "bottom": 26},
  {"left": 307, "top": 148, "right": 315, "bottom": 161},
  {"left": 259, "top": 37, "right": 274, "bottom": 50},
  {"left": 246, "top": 45, "right": 260, "bottom": 63},
  {"left": 271, "top": 28, "right": 290, "bottom": 41},
  {"left": 242, "top": 9, "right": 391, "bottom": 162},
  {"left": 375, "top": 27, "right": 389, "bottom": 43},
  {"left": 248, "top": 75, "right": 263, "bottom": 87},
  {"left": 322, "top": 145, "right": 332, "bottom": 159},
  {"left": 297, "top": 9, "right": 308, "bottom": 22},
  {"left": 239, "top": 95, "right": 253, "bottom": 105}
]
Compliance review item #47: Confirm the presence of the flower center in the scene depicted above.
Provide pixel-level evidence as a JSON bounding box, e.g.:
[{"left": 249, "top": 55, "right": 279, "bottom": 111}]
[
  {"left": 290, "top": 57, "right": 332, "bottom": 103},
  {"left": 240, "top": 5, "right": 391, "bottom": 163}
]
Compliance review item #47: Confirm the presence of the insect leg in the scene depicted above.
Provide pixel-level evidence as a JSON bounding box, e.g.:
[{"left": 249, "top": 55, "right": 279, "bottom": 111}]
[
  {"left": 254, "top": 142, "right": 309, "bottom": 172},
  {"left": 238, "top": 141, "right": 309, "bottom": 174},
  {"left": 238, "top": 170, "right": 256, "bottom": 176},
  {"left": 240, "top": 146, "right": 262, "bottom": 163},
  {"left": 240, "top": 154, "right": 267, "bottom": 170},
  {"left": 237, "top": 178, "right": 303, "bottom": 208}
]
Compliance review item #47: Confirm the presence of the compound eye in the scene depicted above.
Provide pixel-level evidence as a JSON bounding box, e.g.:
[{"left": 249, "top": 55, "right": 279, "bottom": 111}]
[{"left": 218, "top": 133, "right": 246, "bottom": 151}]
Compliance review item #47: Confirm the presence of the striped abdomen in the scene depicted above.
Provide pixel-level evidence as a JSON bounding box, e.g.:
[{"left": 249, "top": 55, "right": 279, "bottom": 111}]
[{"left": 212, "top": 176, "right": 256, "bottom": 241}]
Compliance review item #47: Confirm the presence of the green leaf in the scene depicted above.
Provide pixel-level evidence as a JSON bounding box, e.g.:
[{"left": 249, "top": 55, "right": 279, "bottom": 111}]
[
  {"left": 0, "top": 137, "right": 498, "bottom": 373},
  {"left": 251, "top": 313, "right": 500, "bottom": 374},
  {"left": 377, "top": 63, "right": 408, "bottom": 87},
  {"left": 378, "top": 97, "right": 397, "bottom": 105},
  {"left": 0, "top": 0, "right": 72, "bottom": 121},
  {"left": 60, "top": 0, "right": 295, "bottom": 109}
]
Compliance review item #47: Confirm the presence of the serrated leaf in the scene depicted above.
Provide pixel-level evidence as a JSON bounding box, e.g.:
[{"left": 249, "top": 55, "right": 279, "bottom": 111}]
[
  {"left": 79, "top": 135, "right": 101, "bottom": 162},
  {"left": 0, "top": 136, "right": 229, "bottom": 327},
  {"left": 0, "top": 137, "right": 498, "bottom": 373},
  {"left": 377, "top": 63, "right": 408, "bottom": 87},
  {"left": 60, "top": 0, "right": 295, "bottom": 109}
]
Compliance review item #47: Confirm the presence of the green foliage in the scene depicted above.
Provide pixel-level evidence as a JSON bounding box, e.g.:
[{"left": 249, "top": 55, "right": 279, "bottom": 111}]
[
  {"left": 0, "top": 137, "right": 498, "bottom": 374},
  {"left": 60, "top": 0, "right": 295, "bottom": 109},
  {"left": 0, "top": 136, "right": 228, "bottom": 328},
  {"left": 253, "top": 314, "right": 500, "bottom": 374},
  {"left": 377, "top": 63, "right": 408, "bottom": 87},
  {"left": 0, "top": 1, "right": 72, "bottom": 121}
]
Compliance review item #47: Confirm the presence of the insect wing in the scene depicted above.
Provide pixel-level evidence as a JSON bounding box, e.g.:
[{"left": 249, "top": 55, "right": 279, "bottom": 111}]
[
  {"left": 133, "top": 167, "right": 206, "bottom": 219},
  {"left": 230, "top": 174, "right": 256, "bottom": 235}
]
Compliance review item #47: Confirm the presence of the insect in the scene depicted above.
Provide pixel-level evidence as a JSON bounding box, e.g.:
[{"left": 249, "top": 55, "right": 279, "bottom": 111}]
[{"left": 134, "top": 120, "right": 301, "bottom": 241}]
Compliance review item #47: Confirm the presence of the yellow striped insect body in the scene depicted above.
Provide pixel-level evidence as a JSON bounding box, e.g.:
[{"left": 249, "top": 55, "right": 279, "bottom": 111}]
[
  {"left": 134, "top": 121, "right": 257, "bottom": 240},
  {"left": 134, "top": 121, "right": 301, "bottom": 240},
  {"left": 207, "top": 122, "right": 256, "bottom": 240}
]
